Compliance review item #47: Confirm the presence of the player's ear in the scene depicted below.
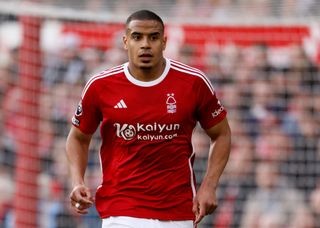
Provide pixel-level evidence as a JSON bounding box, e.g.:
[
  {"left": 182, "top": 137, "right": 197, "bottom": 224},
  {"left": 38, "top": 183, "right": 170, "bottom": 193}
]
[
  {"left": 123, "top": 35, "right": 128, "bottom": 50},
  {"left": 162, "top": 35, "right": 167, "bottom": 51}
]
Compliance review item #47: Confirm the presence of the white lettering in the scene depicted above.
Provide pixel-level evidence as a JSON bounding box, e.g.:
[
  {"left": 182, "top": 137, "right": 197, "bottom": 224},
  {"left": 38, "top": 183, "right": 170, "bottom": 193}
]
[
  {"left": 137, "top": 123, "right": 145, "bottom": 131},
  {"left": 145, "top": 124, "right": 153, "bottom": 131},
  {"left": 212, "top": 106, "right": 224, "bottom": 117},
  {"left": 114, "top": 122, "right": 180, "bottom": 141},
  {"left": 158, "top": 124, "right": 166, "bottom": 133},
  {"left": 114, "top": 123, "right": 128, "bottom": 137}
]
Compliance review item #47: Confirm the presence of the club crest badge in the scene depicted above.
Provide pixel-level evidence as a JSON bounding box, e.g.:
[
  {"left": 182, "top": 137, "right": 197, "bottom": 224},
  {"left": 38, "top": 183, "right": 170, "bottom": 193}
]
[{"left": 166, "top": 93, "right": 177, "bottom": 113}]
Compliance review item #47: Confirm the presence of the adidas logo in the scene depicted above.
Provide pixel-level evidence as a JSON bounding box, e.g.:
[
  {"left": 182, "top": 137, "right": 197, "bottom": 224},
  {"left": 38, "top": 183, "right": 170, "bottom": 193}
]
[{"left": 114, "top": 99, "right": 127, "bottom": 109}]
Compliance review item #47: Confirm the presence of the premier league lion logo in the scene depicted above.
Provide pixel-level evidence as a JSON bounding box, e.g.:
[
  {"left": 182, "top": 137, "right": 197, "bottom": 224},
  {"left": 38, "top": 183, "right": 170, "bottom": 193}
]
[{"left": 75, "top": 101, "right": 83, "bottom": 116}]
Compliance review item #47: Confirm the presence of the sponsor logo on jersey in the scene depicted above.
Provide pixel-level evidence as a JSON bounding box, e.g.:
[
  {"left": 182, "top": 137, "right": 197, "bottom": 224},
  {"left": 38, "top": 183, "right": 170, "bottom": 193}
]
[
  {"left": 114, "top": 122, "right": 180, "bottom": 141},
  {"left": 114, "top": 99, "right": 127, "bottom": 109},
  {"left": 212, "top": 106, "right": 224, "bottom": 117},
  {"left": 72, "top": 116, "right": 80, "bottom": 126},
  {"left": 166, "top": 93, "right": 176, "bottom": 113}
]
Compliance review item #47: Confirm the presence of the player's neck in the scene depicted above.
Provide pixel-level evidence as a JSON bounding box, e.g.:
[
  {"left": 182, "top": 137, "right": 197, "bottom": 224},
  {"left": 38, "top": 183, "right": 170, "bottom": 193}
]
[{"left": 128, "top": 58, "right": 166, "bottom": 82}]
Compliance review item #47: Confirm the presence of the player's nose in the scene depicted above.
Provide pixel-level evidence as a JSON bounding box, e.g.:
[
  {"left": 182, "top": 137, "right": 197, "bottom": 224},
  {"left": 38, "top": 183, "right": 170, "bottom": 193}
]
[{"left": 141, "top": 36, "right": 151, "bottom": 48}]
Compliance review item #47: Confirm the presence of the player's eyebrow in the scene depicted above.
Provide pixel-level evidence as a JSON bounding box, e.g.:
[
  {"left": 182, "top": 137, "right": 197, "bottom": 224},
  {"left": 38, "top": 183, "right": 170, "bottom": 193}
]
[
  {"left": 149, "top": 32, "right": 161, "bottom": 36},
  {"left": 130, "top": 31, "right": 161, "bottom": 36},
  {"left": 130, "top": 31, "right": 142, "bottom": 36}
]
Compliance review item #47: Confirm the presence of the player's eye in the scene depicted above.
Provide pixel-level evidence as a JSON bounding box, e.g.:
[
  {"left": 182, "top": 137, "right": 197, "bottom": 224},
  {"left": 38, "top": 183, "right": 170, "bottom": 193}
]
[
  {"left": 131, "top": 34, "right": 141, "bottom": 40},
  {"left": 150, "top": 34, "right": 160, "bottom": 41}
]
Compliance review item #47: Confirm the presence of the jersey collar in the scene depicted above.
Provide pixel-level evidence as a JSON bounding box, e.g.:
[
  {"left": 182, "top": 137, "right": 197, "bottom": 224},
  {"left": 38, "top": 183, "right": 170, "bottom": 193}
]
[{"left": 124, "top": 58, "right": 170, "bottom": 87}]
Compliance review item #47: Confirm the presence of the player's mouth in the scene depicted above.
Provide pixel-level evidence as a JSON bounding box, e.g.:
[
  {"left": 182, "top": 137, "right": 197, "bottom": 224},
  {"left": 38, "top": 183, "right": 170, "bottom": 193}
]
[
  {"left": 139, "top": 53, "right": 153, "bottom": 59},
  {"left": 138, "top": 53, "right": 153, "bottom": 63}
]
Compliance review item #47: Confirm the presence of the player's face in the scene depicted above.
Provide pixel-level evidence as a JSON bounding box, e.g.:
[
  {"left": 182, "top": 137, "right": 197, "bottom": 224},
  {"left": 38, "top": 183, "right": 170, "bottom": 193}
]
[{"left": 123, "top": 20, "right": 167, "bottom": 70}]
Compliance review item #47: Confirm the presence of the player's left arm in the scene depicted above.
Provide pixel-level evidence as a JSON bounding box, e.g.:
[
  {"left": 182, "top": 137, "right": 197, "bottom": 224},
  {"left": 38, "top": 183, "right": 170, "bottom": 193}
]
[{"left": 193, "top": 117, "right": 231, "bottom": 224}]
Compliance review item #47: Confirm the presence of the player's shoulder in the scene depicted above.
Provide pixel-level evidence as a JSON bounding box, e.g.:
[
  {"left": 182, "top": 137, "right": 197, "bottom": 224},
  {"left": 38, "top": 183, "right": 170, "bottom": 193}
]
[
  {"left": 169, "top": 59, "right": 212, "bottom": 86},
  {"left": 87, "top": 64, "right": 125, "bottom": 84},
  {"left": 85, "top": 64, "right": 125, "bottom": 87},
  {"left": 169, "top": 59, "right": 207, "bottom": 79},
  {"left": 81, "top": 64, "right": 125, "bottom": 98}
]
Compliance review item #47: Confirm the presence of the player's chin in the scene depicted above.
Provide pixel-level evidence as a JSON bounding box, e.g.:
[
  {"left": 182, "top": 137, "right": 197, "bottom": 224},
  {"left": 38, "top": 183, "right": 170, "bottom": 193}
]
[{"left": 139, "top": 62, "right": 153, "bottom": 69}]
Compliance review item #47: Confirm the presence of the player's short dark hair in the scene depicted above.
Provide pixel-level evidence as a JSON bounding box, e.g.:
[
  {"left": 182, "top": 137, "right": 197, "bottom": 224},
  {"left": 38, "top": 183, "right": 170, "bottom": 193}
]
[{"left": 126, "top": 10, "right": 164, "bottom": 32}]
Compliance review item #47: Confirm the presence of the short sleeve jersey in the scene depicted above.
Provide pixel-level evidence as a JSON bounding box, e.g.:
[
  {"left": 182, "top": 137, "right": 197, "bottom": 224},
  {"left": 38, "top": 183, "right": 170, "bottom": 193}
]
[{"left": 72, "top": 58, "right": 227, "bottom": 220}]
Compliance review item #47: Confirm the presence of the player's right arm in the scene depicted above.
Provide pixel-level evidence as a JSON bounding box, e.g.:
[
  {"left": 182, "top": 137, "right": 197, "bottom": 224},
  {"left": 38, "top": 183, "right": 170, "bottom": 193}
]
[{"left": 66, "top": 126, "right": 94, "bottom": 214}]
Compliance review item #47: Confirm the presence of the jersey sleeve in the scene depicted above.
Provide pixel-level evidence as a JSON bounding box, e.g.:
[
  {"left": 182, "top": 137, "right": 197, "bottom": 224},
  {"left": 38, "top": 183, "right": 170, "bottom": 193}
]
[
  {"left": 195, "top": 76, "right": 227, "bottom": 130},
  {"left": 71, "top": 81, "right": 102, "bottom": 134}
]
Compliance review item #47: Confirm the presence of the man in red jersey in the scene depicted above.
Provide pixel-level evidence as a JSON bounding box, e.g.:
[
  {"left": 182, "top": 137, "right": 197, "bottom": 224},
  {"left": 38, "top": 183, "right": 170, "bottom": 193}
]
[{"left": 66, "top": 9, "right": 231, "bottom": 228}]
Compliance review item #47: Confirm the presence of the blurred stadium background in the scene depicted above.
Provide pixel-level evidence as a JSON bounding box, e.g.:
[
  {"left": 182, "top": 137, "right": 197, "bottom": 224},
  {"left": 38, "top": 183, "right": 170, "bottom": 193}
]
[{"left": 0, "top": 0, "right": 319, "bottom": 227}]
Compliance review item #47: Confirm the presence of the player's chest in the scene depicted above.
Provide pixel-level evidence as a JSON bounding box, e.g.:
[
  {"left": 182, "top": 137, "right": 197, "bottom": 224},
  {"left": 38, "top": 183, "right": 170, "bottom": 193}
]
[{"left": 99, "top": 84, "right": 196, "bottom": 124}]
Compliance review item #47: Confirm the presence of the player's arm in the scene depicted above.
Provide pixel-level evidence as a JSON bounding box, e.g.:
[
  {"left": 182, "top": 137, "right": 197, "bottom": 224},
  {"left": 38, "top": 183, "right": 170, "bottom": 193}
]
[
  {"left": 193, "top": 117, "right": 231, "bottom": 224},
  {"left": 66, "top": 126, "right": 94, "bottom": 214}
]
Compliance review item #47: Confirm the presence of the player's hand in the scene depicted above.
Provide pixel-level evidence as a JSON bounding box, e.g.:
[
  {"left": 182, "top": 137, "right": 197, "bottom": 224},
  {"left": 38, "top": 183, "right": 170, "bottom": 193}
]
[
  {"left": 192, "top": 182, "right": 218, "bottom": 224},
  {"left": 69, "top": 184, "right": 94, "bottom": 214}
]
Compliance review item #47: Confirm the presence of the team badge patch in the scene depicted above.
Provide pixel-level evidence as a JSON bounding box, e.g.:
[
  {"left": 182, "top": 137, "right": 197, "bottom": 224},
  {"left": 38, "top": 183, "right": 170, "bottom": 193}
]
[
  {"left": 166, "top": 93, "right": 177, "bottom": 113},
  {"left": 75, "top": 101, "right": 83, "bottom": 116}
]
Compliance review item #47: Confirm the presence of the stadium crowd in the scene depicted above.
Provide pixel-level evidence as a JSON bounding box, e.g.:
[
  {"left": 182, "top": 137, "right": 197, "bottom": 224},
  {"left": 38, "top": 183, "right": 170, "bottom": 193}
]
[
  {"left": 42, "top": 0, "right": 320, "bottom": 20},
  {"left": 0, "top": 4, "right": 320, "bottom": 228}
]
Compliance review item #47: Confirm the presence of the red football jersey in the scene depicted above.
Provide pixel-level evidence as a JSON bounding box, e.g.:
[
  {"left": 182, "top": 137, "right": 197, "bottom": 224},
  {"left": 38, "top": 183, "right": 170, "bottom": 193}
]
[{"left": 72, "top": 58, "right": 227, "bottom": 220}]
